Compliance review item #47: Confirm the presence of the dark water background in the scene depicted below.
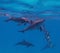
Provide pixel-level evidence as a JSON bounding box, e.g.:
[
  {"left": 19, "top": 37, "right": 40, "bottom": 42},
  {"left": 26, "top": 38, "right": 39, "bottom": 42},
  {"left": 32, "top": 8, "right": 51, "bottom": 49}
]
[{"left": 0, "top": 0, "right": 60, "bottom": 53}]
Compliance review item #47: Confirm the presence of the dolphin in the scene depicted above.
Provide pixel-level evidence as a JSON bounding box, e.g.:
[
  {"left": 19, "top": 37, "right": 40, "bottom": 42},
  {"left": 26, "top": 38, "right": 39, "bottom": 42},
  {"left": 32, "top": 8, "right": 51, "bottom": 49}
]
[
  {"left": 5, "top": 17, "right": 31, "bottom": 25},
  {"left": 18, "top": 19, "right": 45, "bottom": 32},
  {"left": 39, "top": 24, "right": 54, "bottom": 50},
  {"left": 16, "top": 40, "right": 34, "bottom": 47}
]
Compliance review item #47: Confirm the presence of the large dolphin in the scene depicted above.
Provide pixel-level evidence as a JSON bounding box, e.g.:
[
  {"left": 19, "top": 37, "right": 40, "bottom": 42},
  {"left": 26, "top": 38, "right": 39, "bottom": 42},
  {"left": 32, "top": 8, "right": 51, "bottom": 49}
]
[
  {"left": 5, "top": 17, "right": 31, "bottom": 25},
  {"left": 18, "top": 18, "right": 45, "bottom": 32}
]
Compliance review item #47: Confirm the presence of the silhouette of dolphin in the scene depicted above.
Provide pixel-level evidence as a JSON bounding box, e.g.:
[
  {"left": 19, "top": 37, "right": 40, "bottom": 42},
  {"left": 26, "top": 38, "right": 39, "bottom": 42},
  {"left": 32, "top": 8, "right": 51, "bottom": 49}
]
[
  {"left": 5, "top": 17, "right": 31, "bottom": 25},
  {"left": 18, "top": 19, "right": 45, "bottom": 32},
  {"left": 39, "top": 24, "right": 54, "bottom": 50},
  {"left": 16, "top": 40, "right": 34, "bottom": 47}
]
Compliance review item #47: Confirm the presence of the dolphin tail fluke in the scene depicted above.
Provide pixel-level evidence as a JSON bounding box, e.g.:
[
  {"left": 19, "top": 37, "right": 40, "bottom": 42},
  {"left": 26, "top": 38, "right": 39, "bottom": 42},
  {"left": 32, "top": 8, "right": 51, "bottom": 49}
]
[{"left": 41, "top": 44, "right": 54, "bottom": 51}]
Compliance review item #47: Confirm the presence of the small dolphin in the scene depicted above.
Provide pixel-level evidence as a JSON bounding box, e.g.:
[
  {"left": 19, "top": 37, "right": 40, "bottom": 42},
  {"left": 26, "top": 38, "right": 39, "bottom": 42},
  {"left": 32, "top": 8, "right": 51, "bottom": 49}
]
[{"left": 16, "top": 40, "right": 34, "bottom": 47}]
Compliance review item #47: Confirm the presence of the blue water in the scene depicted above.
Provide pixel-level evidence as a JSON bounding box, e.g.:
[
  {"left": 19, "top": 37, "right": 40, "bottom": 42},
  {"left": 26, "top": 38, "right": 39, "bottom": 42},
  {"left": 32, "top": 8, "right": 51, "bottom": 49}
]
[{"left": 0, "top": 0, "right": 60, "bottom": 53}]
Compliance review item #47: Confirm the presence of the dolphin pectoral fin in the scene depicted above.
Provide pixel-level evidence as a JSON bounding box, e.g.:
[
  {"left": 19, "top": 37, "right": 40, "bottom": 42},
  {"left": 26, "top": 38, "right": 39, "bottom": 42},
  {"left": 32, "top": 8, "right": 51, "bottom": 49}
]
[
  {"left": 18, "top": 26, "right": 31, "bottom": 33},
  {"left": 39, "top": 26, "right": 43, "bottom": 31},
  {"left": 26, "top": 44, "right": 34, "bottom": 47}
]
